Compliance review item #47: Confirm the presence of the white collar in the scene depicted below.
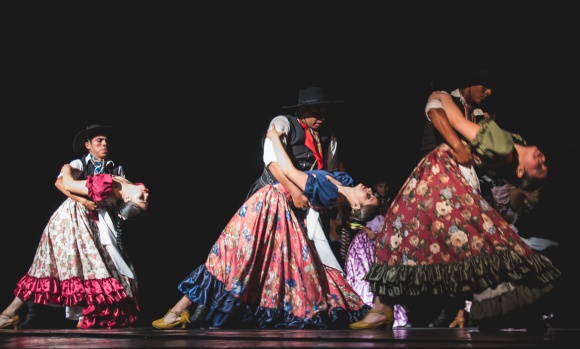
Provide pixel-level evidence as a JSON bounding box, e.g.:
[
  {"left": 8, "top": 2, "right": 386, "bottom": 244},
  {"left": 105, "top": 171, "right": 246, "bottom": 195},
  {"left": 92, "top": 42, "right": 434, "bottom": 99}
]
[{"left": 83, "top": 153, "right": 115, "bottom": 167}]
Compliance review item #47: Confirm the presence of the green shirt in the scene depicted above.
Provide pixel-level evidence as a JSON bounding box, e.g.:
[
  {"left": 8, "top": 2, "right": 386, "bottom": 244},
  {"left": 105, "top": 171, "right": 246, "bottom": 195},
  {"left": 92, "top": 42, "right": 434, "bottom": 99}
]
[{"left": 469, "top": 120, "right": 527, "bottom": 163}]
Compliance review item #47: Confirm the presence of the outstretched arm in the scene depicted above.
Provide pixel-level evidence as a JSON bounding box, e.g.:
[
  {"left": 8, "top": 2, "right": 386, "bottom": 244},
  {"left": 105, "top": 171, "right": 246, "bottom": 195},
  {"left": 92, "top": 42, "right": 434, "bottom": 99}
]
[
  {"left": 428, "top": 91, "right": 481, "bottom": 142},
  {"left": 425, "top": 92, "right": 473, "bottom": 166},
  {"left": 55, "top": 168, "right": 97, "bottom": 210},
  {"left": 429, "top": 91, "right": 516, "bottom": 168},
  {"left": 263, "top": 117, "right": 310, "bottom": 209},
  {"left": 266, "top": 128, "right": 309, "bottom": 192},
  {"left": 60, "top": 164, "right": 90, "bottom": 196}
]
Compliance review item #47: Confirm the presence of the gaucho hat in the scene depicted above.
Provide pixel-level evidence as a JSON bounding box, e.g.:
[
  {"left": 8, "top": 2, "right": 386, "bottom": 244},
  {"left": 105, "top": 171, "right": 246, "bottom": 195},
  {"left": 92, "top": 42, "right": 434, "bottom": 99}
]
[
  {"left": 282, "top": 86, "right": 343, "bottom": 109},
  {"left": 430, "top": 64, "right": 496, "bottom": 91},
  {"left": 73, "top": 124, "right": 114, "bottom": 155},
  {"left": 454, "top": 68, "right": 495, "bottom": 89}
]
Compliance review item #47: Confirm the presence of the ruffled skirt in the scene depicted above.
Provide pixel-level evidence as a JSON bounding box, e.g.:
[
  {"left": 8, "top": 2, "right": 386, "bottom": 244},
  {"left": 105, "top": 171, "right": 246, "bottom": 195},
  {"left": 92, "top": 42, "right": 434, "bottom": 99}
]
[
  {"left": 178, "top": 184, "right": 369, "bottom": 329},
  {"left": 366, "top": 144, "right": 560, "bottom": 321},
  {"left": 14, "top": 198, "right": 139, "bottom": 328},
  {"left": 345, "top": 230, "right": 408, "bottom": 327}
]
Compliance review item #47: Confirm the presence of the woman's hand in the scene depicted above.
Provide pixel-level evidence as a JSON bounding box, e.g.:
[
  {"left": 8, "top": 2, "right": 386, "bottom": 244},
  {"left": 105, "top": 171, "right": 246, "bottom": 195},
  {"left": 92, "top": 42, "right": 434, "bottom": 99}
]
[
  {"left": 428, "top": 91, "right": 448, "bottom": 100},
  {"left": 267, "top": 127, "right": 285, "bottom": 140},
  {"left": 60, "top": 164, "right": 75, "bottom": 181},
  {"left": 361, "top": 226, "right": 376, "bottom": 240}
]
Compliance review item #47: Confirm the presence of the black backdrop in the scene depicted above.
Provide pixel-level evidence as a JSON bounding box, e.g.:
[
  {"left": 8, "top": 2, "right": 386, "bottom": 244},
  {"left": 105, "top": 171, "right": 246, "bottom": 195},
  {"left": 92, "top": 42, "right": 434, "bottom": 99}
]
[{"left": 5, "top": 1, "right": 579, "bottom": 328}]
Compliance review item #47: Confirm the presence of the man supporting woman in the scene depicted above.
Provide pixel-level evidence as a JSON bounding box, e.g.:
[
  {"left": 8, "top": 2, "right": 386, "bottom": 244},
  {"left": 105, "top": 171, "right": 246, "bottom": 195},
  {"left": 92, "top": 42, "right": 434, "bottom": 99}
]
[
  {"left": 349, "top": 91, "right": 559, "bottom": 331},
  {"left": 0, "top": 125, "right": 149, "bottom": 330},
  {"left": 151, "top": 127, "right": 378, "bottom": 329}
]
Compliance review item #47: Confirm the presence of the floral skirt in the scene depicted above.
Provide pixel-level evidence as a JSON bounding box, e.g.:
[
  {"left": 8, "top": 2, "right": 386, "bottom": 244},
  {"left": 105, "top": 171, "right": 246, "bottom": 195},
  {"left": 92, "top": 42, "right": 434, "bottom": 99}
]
[
  {"left": 178, "top": 184, "right": 369, "bottom": 329},
  {"left": 14, "top": 198, "right": 139, "bottom": 328},
  {"left": 366, "top": 144, "right": 560, "bottom": 321}
]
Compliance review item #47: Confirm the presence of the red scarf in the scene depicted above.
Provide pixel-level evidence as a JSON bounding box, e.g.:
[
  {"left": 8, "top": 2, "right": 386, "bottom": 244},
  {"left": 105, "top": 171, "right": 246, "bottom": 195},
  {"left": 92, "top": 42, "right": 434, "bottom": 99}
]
[{"left": 299, "top": 119, "right": 323, "bottom": 170}]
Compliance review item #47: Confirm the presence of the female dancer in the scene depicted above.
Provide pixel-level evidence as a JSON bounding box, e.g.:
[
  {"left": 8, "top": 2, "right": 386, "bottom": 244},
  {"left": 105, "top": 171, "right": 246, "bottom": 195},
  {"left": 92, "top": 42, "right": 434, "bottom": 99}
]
[
  {"left": 0, "top": 165, "right": 148, "bottom": 329},
  {"left": 349, "top": 92, "right": 559, "bottom": 331},
  {"left": 152, "top": 127, "right": 378, "bottom": 329}
]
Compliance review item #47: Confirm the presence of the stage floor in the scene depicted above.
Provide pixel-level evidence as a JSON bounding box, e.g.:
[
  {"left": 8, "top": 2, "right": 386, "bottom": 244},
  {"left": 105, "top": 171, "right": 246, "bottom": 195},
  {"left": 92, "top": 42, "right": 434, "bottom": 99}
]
[{"left": 1, "top": 327, "right": 578, "bottom": 349}]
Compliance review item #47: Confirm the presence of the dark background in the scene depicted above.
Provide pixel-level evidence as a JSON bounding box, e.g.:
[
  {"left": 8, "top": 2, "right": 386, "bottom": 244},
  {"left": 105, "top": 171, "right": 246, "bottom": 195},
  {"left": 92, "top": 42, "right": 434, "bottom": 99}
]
[{"left": 5, "top": 1, "right": 579, "bottom": 328}]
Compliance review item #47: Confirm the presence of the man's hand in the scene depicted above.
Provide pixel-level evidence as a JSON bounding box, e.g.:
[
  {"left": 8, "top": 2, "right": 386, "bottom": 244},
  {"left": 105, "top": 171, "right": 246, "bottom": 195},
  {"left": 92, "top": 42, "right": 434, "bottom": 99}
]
[
  {"left": 291, "top": 193, "right": 310, "bottom": 210},
  {"left": 452, "top": 142, "right": 474, "bottom": 167},
  {"left": 82, "top": 199, "right": 98, "bottom": 211}
]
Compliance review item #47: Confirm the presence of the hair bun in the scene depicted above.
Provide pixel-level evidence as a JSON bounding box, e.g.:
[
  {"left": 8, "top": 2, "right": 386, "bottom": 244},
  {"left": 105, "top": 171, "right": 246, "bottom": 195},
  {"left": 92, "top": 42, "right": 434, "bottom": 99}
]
[{"left": 349, "top": 204, "right": 379, "bottom": 225}]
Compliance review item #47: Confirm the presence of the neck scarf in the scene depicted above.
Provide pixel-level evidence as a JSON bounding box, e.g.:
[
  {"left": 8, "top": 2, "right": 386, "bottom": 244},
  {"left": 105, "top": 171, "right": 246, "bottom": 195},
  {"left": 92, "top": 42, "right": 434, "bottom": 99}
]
[
  {"left": 90, "top": 154, "right": 105, "bottom": 175},
  {"left": 459, "top": 94, "right": 475, "bottom": 122},
  {"left": 299, "top": 119, "right": 323, "bottom": 170}
]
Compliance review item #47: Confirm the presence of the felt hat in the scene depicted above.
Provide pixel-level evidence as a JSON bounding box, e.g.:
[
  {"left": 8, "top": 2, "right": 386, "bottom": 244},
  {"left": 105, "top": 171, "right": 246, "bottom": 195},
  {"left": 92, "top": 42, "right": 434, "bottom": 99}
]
[
  {"left": 454, "top": 68, "right": 495, "bottom": 89},
  {"left": 73, "top": 124, "right": 114, "bottom": 154},
  {"left": 282, "top": 86, "right": 343, "bottom": 108},
  {"left": 429, "top": 65, "right": 496, "bottom": 91}
]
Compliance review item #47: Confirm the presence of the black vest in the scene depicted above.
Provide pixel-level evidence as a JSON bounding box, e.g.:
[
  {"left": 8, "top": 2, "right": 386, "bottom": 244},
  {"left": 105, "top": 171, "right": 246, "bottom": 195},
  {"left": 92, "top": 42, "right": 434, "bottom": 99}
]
[
  {"left": 284, "top": 115, "right": 332, "bottom": 171},
  {"left": 246, "top": 115, "right": 333, "bottom": 199},
  {"left": 80, "top": 157, "right": 123, "bottom": 179}
]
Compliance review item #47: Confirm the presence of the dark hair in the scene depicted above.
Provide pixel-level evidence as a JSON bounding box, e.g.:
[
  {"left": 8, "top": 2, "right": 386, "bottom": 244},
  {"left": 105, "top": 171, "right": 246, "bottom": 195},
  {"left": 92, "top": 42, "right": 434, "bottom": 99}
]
[
  {"left": 494, "top": 149, "right": 547, "bottom": 193},
  {"left": 349, "top": 204, "right": 379, "bottom": 225},
  {"left": 507, "top": 171, "right": 545, "bottom": 192},
  {"left": 118, "top": 201, "right": 146, "bottom": 221}
]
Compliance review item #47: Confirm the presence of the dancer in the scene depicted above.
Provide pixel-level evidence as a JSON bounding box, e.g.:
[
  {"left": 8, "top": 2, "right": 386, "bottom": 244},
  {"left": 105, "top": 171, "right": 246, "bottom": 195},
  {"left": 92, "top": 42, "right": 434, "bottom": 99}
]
[
  {"left": 344, "top": 214, "right": 408, "bottom": 327},
  {"left": 349, "top": 92, "right": 559, "bottom": 331},
  {"left": 151, "top": 127, "right": 377, "bottom": 330},
  {"left": 0, "top": 163, "right": 149, "bottom": 330},
  {"left": 247, "top": 86, "right": 347, "bottom": 271}
]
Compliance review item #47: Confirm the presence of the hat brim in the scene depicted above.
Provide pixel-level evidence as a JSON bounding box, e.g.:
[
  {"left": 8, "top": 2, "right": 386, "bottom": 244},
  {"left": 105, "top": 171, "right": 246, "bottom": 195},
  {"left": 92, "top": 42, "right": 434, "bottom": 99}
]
[
  {"left": 73, "top": 125, "right": 115, "bottom": 154},
  {"left": 281, "top": 100, "right": 344, "bottom": 109}
]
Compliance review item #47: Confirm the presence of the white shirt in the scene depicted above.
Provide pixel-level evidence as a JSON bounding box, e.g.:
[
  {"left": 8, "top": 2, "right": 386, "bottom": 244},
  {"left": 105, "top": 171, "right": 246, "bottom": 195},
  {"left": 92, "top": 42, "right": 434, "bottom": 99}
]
[
  {"left": 424, "top": 89, "right": 485, "bottom": 122},
  {"left": 263, "top": 115, "right": 344, "bottom": 273},
  {"left": 263, "top": 115, "right": 340, "bottom": 171}
]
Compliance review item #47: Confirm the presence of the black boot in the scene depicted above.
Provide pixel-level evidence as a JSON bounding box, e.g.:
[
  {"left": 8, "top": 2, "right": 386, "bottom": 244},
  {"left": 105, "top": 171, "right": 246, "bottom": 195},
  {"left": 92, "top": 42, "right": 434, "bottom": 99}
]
[
  {"left": 189, "top": 304, "right": 209, "bottom": 328},
  {"left": 428, "top": 307, "right": 456, "bottom": 328},
  {"left": 18, "top": 301, "right": 41, "bottom": 329}
]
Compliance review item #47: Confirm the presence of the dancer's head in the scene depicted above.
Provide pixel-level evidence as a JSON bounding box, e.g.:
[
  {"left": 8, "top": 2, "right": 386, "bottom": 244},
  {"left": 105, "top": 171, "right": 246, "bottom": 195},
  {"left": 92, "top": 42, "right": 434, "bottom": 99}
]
[
  {"left": 502, "top": 144, "right": 548, "bottom": 192},
  {"left": 118, "top": 182, "right": 149, "bottom": 220},
  {"left": 349, "top": 183, "right": 380, "bottom": 223}
]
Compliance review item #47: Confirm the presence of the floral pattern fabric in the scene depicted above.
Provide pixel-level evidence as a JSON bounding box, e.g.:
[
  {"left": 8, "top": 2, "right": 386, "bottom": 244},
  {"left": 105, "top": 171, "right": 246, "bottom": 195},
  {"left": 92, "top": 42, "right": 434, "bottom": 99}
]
[
  {"left": 14, "top": 197, "right": 139, "bottom": 329},
  {"left": 366, "top": 143, "right": 560, "bottom": 321},
  {"left": 344, "top": 215, "right": 408, "bottom": 327},
  {"left": 177, "top": 183, "right": 369, "bottom": 329}
]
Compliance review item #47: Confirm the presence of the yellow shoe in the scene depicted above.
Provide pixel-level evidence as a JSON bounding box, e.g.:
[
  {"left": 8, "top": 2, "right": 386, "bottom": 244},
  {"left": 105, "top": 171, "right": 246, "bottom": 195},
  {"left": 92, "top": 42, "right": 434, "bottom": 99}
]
[
  {"left": 0, "top": 313, "right": 19, "bottom": 330},
  {"left": 349, "top": 308, "right": 394, "bottom": 330},
  {"left": 449, "top": 316, "right": 465, "bottom": 328},
  {"left": 152, "top": 309, "right": 190, "bottom": 329}
]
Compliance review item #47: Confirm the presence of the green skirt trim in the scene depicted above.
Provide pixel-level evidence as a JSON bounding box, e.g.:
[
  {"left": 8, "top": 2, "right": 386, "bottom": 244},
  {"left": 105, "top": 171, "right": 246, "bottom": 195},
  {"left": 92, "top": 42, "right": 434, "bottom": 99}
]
[
  {"left": 469, "top": 283, "right": 553, "bottom": 321},
  {"left": 366, "top": 250, "right": 560, "bottom": 298}
]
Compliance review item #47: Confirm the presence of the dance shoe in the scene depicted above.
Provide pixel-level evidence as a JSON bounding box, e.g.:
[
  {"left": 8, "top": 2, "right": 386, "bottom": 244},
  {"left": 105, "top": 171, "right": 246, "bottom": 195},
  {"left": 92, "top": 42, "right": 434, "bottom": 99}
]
[
  {"left": 189, "top": 304, "right": 209, "bottom": 328},
  {"left": 349, "top": 308, "right": 394, "bottom": 330},
  {"left": 0, "top": 313, "right": 19, "bottom": 330},
  {"left": 429, "top": 308, "right": 455, "bottom": 328},
  {"left": 152, "top": 309, "right": 191, "bottom": 329},
  {"left": 449, "top": 316, "right": 465, "bottom": 328}
]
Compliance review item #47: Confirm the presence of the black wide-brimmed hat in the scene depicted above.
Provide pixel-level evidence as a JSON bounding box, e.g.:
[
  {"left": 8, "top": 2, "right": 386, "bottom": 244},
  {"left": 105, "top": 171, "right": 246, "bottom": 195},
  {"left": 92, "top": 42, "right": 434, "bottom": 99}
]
[
  {"left": 429, "top": 65, "right": 496, "bottom": 91},
  {"left": 73, "top": 124, "right": 114, "bottom": 154},
  {"left": 282, "top": 86, "right": 344, "bottom": 109},
  {"left": 454, "top": 68, "right": 495, "bottom": 89}
]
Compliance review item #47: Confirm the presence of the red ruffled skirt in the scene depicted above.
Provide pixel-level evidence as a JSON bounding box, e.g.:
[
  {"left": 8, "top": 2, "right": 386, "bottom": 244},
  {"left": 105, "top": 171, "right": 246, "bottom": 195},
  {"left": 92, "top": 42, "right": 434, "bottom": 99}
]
[{"left": 14, "top": 198, "right": 139, "bottom": 328}]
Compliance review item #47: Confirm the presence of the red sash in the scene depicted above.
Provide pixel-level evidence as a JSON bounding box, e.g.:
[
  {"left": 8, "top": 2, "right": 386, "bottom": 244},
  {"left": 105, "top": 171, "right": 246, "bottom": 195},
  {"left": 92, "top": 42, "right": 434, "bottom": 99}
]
[{"left": 299, "top": 119, "right": 323, "bottom": 170}]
